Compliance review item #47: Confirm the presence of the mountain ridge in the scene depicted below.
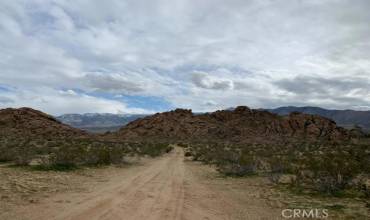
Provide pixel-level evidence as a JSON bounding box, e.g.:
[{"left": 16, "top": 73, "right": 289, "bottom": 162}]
[
  {"left": 267, "top": 106, "right": 370, "bottom": 131},
  {"left": 113, "top": 106, "right": 349, "bottom": 143},
  {"left": 56, "top": 106, "right": 370, "bottom": 133},
  {"left": 56, "top": 113, "right": 148, "bottom": 133}
]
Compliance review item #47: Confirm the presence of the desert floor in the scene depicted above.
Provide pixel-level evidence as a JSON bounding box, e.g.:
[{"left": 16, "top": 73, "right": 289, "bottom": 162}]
[{"left": 0, "top": 148, "right": 368, "bottom": 220}]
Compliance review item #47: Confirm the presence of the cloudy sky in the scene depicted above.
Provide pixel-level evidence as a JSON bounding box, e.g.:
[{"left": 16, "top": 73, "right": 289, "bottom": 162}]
[{"left": 0, "top": 0, "right": 369, "bottom": 115}]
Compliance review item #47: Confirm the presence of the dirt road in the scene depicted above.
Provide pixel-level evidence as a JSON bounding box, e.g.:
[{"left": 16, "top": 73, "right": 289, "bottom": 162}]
[{"left": 3, "top": 148, "right": 281, "bottom": 220}]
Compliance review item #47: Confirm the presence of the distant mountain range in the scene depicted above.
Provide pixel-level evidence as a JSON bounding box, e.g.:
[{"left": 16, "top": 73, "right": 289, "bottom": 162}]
[
  {"left": 56, "top": 113, "right": 148, "bottom": 133},
  {"left": 267, "top": 106, "right": 370, "bottom": 132},
  {"left": 56, "top": 106, "right": 370, "bottom": 133}
]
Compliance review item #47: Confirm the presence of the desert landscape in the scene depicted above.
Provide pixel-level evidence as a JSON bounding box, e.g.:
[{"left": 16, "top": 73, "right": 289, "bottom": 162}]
[
  {"left": 1, "top": 0, "right": 370, "bottom": 219},
  {"left": 0, "top": 107, "right": 369, "bottom": 219}
]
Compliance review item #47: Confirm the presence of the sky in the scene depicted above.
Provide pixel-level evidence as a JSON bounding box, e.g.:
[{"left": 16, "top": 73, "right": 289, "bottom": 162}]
[{"left": 0, "top": 0, "right": 369, "bottom": 115}]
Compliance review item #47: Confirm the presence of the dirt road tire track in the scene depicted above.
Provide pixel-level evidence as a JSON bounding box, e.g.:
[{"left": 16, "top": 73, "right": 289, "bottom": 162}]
[{"left": 4, "top": 147, "right": 280, "bottom": 220}]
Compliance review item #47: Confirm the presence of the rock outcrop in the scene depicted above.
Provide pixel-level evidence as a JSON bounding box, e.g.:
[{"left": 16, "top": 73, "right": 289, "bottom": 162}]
[
  {"left": 115, "top": 106, "right": 349, "bottom": 143},
  {"left": 0, "top": 106, "right": 349, "bottom": 144}
]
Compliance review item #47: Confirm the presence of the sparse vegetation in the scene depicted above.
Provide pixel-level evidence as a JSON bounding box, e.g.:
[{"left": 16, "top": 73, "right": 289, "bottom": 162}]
[
  {"left": 0, "top": 137, "right": 173, "bottom": 170},
  {"left": 184, "top": 139, "right": 370, "bottom": 198}
]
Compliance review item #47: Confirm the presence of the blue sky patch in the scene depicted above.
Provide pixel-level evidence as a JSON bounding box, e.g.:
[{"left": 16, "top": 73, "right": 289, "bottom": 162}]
[{"left": 120, "top": 95, "right": 173, "bottom": 112}]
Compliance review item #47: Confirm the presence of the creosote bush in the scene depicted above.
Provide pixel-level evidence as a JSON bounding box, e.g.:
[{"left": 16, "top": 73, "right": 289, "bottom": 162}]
[
  {"left": 0, "top": 137, "right": 173, "bottom": 170},
  {"left": 185, "top": 140, "right": 370, "bottom": 197}
]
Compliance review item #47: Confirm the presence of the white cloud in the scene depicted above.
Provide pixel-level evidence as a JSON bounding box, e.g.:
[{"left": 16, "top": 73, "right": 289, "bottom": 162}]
[
  {"left": 0, "top": 88, "right": 151, "bottom": 115},
  {"left": 59, "top": 89, "right": 78, "bottom": 96},
  {"left": 0, "top": 0, "right": 369, "bottom": 113}
]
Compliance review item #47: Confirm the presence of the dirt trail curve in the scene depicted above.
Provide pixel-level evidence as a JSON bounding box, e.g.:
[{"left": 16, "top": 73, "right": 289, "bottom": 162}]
[{"left": 10, "top": 147, "right": 280, "bottom": 220}]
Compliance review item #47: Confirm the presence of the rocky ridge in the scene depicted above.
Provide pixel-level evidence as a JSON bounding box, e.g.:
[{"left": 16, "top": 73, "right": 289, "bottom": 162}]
[{"left": 116, "top": 106, "right": 349, "bottom": 143}]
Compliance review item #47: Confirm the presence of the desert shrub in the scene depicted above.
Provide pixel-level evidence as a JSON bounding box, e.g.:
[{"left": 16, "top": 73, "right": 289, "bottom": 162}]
[
  {"left": 186, "top": 140, "right": 369, "bottom": 197},
  {"left": 307, "top": 152, "right": 361, "bottom": 195},
  {"left": 269, "top": 156, "right": 293, "bottom": 173},
  {"left": 0, "top": 143, "right": 15, "bottom": 162},
  {"left": 135, "top": 142, "right": 171, "bottom": 157},
  {"left": 0, "top": 136, "right": 174, "bottom": 168},
  {"left": 0, "top": 138, "right": 28, "bottom": 162},
  {"left": 84, "top": 146, "right": 110, "bottom": 165},
  {"left": 47, "top": 143, "right": 86, "bottom": 166},
  {"left": 13, "top": 139, "right": 36, "bottom": 166},
  {"left": 32, "top": 163, "right": 78, "bottom": 171},
  {"left": 218, "top": 156, "right": 257, "bottom": 176},
  {"left": 200, "top": 145, "right": 259, "bottom": 176},
  {"left": 85, "top": 144, "right": 126, "bottom": 165},
  {"left": 190, "top": 144, "right": 215, "bottom": 162},
  {"left": 36, "top": 140, "right": 128, "bottom": 167},
  {"left": 268, "top": 155, "right": 297, "bottom": 184}
]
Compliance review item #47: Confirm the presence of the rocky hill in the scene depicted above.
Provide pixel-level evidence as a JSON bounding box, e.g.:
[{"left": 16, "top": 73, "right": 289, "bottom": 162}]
[
  {"left": 115, "top": 106, "right": 349, "bottom": 143},
  {"left": 268, "top": 106, "right": 370, "bottom": 132},
  {"left": 0, "top": 107, "right": 87, "bottom": 140},
  {"left": 54, "top": 106, "right": 370, "bottom": 134},
  {"left": 0, "top": 107, "right": 351, "bottom": 144},
  {"left": 0, "top": 107, "right": 172, "bottom": 166}
]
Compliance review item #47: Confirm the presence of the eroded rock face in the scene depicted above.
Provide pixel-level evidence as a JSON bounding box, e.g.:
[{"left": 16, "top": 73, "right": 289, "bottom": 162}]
[
  {"left": 282, "top": 112, "right": 349, "bottom": 141},
  {"left": 115, "top": 106, "right": 349, "bottom": 143},
  {"left": 0, "top": 107, "right": 87, "bottom": 139}
]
